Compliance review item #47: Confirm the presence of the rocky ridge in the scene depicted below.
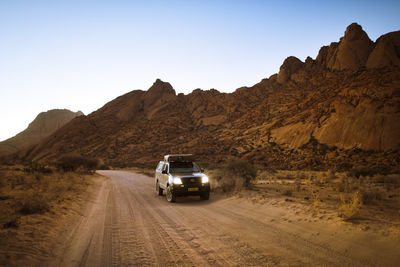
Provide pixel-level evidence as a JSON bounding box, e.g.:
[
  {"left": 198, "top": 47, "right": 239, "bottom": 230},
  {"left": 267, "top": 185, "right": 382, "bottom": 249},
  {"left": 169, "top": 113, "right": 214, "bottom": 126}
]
[
  {"left": 7, "top": 23, "right": 400, "bottom": 171},
  {"left": 0, "top": 109, "right": 83, "bottom": 156}
]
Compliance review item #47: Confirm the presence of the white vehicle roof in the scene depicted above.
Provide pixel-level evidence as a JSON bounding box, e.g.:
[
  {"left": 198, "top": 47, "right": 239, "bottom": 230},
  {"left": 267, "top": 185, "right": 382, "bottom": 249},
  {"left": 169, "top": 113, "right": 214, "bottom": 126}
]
[{"left": 164, "top": 154, "right": 194, "bottom": 162}]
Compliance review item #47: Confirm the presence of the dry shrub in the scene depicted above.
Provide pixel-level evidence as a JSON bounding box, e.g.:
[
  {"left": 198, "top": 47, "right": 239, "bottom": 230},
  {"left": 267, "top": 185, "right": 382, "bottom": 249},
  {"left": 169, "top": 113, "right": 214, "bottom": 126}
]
[
  {"left": 56, "top": 154, "right": 99, "bottom": 172},
  {"left": 305, "top": 178, "right": 321, "bottom": 212},
  {"left": 0, "top": 167, "right": 91, "bottom": 230},
  {"left": 208, "top": 169, "right": 240, "bottom": 193},
  {"left": 360, "top": 187, "right": 383, "bottom": 205},
  {"left": 298, "top": 171, "right": 307, "bottom": 179},
  {"left": 348, "top": 167, "right": 377, "bottom": 178},
  {"left": 19, "top": 189, "right": 50, "bottom": 214},
  {"left": 97, "top": 159, "right": 110, "bottom": 170},
  {"left": 373, "top": 174, "right": 400, "bottom": 188},
  {"left": 15, "top": 172, "right": 87, "bottom": 215},
  {"left": 335, "top": 175, "right": 360, "bottom": 193},
  {"left": 3, "top": 216, "right": 19, "bottom": 228},
  {"left": 23, "top": 163, "right": 53, "bottom": 174},
  {"left": 224, "top": 157, "right": 257, "bottom": 187},
  {"left": 327, "top": 169, "right": 337, "bottom": 180},
  {"left": 339, "top": 191, "right": 363, "bottom": 221},
  {"left": 295, "top": 177, "right": 302, "bottom": 192},
  {"left": 314, "top": 175, "right": 326, "bottom": 186},
  {"left": 257, "top": 170, "right": 273, "bottom": 180},
  {"left": 208, "top": 158, "right": 257, "bottom": 193},
  {"left": 282, "top": 189, "right": 293, "bottom": 196}
]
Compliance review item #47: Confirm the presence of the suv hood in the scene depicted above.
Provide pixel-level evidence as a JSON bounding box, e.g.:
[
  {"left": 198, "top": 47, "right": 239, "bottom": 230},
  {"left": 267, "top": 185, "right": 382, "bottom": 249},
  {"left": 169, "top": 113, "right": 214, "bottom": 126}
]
[{"left": 170, "top": 172, "right": 206, "bottom": 178}]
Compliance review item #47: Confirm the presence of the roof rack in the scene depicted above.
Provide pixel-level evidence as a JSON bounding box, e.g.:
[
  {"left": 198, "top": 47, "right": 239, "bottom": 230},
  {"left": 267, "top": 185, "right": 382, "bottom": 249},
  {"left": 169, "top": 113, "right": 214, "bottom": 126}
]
[{"left": 164, "top": 154, "right": 194, "bottom": 162}]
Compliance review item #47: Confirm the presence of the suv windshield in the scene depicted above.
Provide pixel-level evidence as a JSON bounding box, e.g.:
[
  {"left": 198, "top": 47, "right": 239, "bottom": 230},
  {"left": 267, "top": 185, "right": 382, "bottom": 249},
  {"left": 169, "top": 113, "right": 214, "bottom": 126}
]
[{"left": 169, "top": 162, "right": 201, "bottom": 173}]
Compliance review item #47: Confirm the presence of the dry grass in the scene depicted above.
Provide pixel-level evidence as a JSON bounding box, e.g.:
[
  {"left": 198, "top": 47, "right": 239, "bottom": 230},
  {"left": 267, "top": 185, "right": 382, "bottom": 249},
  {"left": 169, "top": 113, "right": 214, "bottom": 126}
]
[
  {"left": 339, "top": 191, "right": 363, "bottom": 221},
  {"left": 0, "top": 165, "right": 90, "bottom": 228},
  {"left": 251, "top": 169, "right": 400, "bottom": 224}
]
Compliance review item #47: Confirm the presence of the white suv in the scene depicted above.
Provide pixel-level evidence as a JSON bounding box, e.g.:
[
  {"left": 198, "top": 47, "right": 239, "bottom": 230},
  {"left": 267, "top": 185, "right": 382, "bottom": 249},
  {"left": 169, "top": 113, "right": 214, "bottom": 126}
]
[{"left": 155, "top": 154, "right": 210, "bottom": 202}]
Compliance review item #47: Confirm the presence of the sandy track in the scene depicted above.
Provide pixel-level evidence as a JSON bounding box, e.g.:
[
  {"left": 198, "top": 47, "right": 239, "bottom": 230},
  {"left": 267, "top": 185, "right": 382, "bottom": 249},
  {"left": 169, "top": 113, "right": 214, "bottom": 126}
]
[{"left": 48, "top": 171, "right": 400, "bottom": 266}]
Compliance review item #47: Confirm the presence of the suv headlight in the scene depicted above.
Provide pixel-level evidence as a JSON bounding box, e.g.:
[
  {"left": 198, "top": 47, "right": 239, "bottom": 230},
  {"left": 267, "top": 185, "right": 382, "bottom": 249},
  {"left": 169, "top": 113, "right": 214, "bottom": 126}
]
[
  {"left": 173, "top": 177, "right": 182, "bottom": 184},
  {"left": 202, "top": 175, "right": 209, "bottom": 183}
]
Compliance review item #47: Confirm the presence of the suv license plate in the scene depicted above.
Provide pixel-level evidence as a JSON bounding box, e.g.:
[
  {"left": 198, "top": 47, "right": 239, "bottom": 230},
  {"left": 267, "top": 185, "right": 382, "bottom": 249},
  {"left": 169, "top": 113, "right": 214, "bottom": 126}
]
[{"left": 188, "top": 187, "right": 199, "bottom": 192}]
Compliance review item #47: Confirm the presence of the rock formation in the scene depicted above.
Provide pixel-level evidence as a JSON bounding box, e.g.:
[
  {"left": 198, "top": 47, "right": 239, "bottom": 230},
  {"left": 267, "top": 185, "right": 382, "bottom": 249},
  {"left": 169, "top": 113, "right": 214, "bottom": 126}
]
[
  {"left": 0, "top": 109, "right": 83, "bottom": 156},
  {"left": 316, "top": 23, "right": 374, "bottom": 70},
  {"left": 4, "top": 23, "right": 400, "bottom": 172},
  {"left": 366, "top": 31, "right": 400, "bottom": 68},
  {"left": 277, "top": 56, "right": 304, "bottom": 84}
]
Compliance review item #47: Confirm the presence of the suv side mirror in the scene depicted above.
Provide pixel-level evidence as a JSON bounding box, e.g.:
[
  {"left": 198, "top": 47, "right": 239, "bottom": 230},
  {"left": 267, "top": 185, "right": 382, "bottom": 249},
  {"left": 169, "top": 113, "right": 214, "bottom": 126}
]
[{"left": 162, "top": 170, "right": 167, "bottom": 174}]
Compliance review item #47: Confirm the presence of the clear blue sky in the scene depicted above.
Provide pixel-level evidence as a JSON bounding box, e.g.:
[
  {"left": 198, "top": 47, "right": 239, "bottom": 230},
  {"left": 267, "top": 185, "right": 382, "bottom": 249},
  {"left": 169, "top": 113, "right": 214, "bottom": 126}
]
[{"left": 0, "top": 0, "right": 399, "bottom": 141}]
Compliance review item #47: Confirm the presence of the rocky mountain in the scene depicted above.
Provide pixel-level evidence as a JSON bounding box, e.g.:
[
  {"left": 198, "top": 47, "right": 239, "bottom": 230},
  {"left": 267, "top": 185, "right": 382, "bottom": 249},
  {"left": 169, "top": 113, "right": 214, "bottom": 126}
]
[
  {"left": 9, "top": 23, "right": 400, "bottom": 172},
  {"left": 0, "top": 109, "right": 83, "bottom": 156}
]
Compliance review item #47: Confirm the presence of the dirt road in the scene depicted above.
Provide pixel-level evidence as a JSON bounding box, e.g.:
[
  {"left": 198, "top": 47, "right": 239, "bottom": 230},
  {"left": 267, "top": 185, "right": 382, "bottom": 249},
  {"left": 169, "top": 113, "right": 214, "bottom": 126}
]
[{"left": 48, "top": 170, "right": 400, "bottom": 266}]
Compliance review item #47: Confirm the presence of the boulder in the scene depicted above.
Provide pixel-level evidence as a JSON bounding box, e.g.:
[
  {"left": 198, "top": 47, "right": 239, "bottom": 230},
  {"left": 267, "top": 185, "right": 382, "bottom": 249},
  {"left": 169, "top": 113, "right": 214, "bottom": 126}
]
[
  {"left": 366, "top": 31, "right": 400, "bottom": 68},
  {"left": 316, "top": 23, "right": 374, "bottom": 70},
  {"left": 277, "top": 56, "right": 304, "bottom": 84}
]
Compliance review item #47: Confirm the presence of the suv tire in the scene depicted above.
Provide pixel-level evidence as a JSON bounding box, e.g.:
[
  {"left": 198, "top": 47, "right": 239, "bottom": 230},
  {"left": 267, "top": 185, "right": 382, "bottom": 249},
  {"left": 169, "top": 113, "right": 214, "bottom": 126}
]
[
  {"left": 166, "top": 186, "right": 176, "bottom": 203},
  {"left": 156, "top": 181, "right": 163, "bottom": 196},
  {"left": 200, "top": 192, "right": 210, "bottom": 200}
]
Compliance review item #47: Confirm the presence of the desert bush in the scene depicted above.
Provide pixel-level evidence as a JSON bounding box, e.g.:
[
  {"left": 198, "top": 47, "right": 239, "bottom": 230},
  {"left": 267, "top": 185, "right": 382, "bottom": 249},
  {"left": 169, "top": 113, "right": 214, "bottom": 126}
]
[
  {"left": 298, "top": 171, "right": 307, "bottom": 179},
  {"left": 224, "top": 157, "right": 257, "bottom": 187},
  {"left": 335, "top": 175, "right": 359, "bottom": 193},
  {"left": 24, "top": 163, "right": 53, "bottom": 174},
  {"left": 336, "top": 162, "right": 353, "bottom": 172},
  {"left": 327, "top": 169, "right": 337, "bottom": 180},
  {"left": 295, "top": 178, "right": 302, "bottom": 192},
  {"left": 360, "top": 187, "right": 383, "bottom": 205},
  {"left": 282, "top": 189, "right": 293, "bottom": 196},
  {"left": 257, "top": 170, "right": 273, "bottom": 180},
  {"left": 100, "top": 164, "right": 110, "bottom": 170},
  {"left": 1, "top": 166, "right": 90, "bottom": 224},
  {"left": 348, "top": 167, "right": 377, "bottom": 178},
  {"left": 19, "top": 190, "right": 50, "bottom": 214},
  {"left": 97, "top": 160, "right": 110, "bottom": 170},
  {"left": 314, "top": 174, "right": 327, "bottom": 186},
  {"left": 56, "top": 155, "right": 99, "bottom": 172},
  {"left": 373, "top": 174, "right": 400, "bottom": 188},
  {"left": 208, "top": 164, "right": 254, "bottom": 193},
  {"left": 305, "top": 178, "right": 321, "bottom": 211},
  {"left": 207, "top": 169, "right": 233, "bottom": 192},
  {"left": 3, "top": 216, "right": 19, "bottom": 229},
  {"left": 339, "top": 191, "right": 363, "bottom": 221}
]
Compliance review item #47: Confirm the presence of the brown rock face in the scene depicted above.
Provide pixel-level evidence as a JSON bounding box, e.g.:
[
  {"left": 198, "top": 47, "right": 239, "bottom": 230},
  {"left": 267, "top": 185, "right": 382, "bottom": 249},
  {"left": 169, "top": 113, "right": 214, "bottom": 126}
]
[
  {"left": 277, "top": 56, "right": 304, "bottom": 84},
  {"left": 143, "top": 79, "right": 176, "bottom": 116},
  {"left": 316, "top": 42, "right": 338, "bottom": 66},
  {"left": 313, "top": 84, "right": 400, "bottom": 151},
  {"left": 366, "top": 31, "right": 400, "bottom": 68},
  {"left": 0, "top": 109, "right": 83, "bottom": 156},
  {"left": 318, "top": 23, "right": 374, "bottom": 70}
]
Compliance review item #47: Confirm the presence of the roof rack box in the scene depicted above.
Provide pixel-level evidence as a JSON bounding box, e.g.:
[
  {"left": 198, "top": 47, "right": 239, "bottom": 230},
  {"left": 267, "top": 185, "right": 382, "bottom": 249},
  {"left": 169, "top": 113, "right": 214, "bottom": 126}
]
[{"left": 164, "top": 154, "right": 194, "bottom": 162}]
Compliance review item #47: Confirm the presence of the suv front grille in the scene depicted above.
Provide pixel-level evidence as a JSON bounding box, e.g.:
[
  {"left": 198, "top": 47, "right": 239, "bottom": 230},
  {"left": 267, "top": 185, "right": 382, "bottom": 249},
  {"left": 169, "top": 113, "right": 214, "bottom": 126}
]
[{"left": 181, "top": 177, "right": 202, "bottom": 185}]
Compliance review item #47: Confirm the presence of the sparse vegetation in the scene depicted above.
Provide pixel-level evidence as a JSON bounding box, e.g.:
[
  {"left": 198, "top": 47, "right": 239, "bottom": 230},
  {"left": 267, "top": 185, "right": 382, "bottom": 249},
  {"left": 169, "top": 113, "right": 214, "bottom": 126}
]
[
  {"left": 19, "top": 189, "right": 50, "bottom": 214},
  {"left": 56, "top": 154, "right": 100, "bottom": 172},
  {"left": 0, "top": 165, "right": 91, "bottom": 228},
  {"left": 224, "top": 157, "right": 257, "bottom": 187},
  {"left": 208, "top": 157, "right": 257, "bottom": 193},
  {"left": 360, "top": 187, "right": 383, "bottom": 205},
  {"left": 339, "top": 191, "right": 363, "bottom": 221},
  {"left": 248, "top": 169, "right": 400, "bottom": 223}
]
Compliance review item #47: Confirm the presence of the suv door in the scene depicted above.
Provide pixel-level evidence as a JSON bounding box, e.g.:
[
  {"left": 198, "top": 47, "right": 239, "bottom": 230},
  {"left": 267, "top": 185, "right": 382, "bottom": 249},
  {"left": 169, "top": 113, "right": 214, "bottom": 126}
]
[
  {"left": 160, "top": 162, "right": 169, "bottom": 188},
  {"left": 155, "top": 161, "right": 163, "bottom": 185}
]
